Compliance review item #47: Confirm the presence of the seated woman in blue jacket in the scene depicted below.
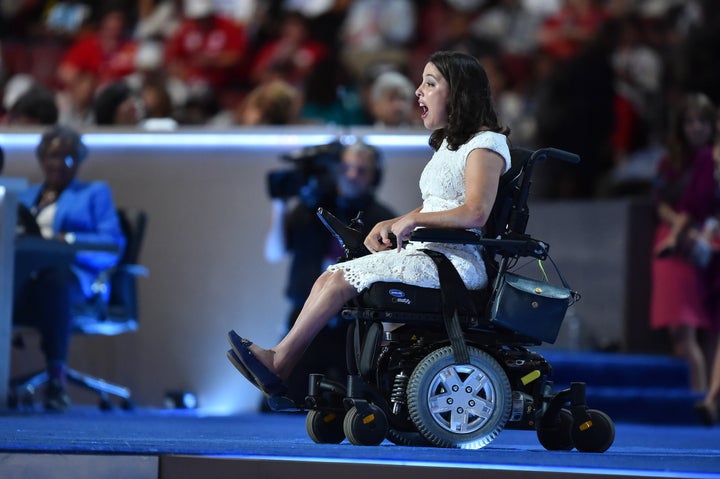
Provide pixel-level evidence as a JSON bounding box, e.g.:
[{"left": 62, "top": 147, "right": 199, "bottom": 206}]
[{"left": 14, "top": 125, "right": 126, "bottom": 411}]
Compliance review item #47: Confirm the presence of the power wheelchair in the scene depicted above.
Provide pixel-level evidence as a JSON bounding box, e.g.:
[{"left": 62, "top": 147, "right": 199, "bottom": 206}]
[{"left": 299, "top": 146, "right": 615, "bottom": 452}]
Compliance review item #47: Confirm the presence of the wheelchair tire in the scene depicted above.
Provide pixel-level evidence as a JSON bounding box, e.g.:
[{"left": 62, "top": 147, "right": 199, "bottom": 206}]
[
  {"left": 343, "top": 404, "right": 388, "bottom": 446},
  {"left": 407, "top": 346, "right": 511, "bottom": 449},
  {"left": 306, "top": 410, "right": 346, "bottom": 444},
  {"left": 386, "top": 428, "right": 432, "bottom": 447},
  {"left": 537, "top": 408, "right": 575, "bottom": 451},
  {"left": 571, "top": 409, "right": 615, "bottom": 453}
]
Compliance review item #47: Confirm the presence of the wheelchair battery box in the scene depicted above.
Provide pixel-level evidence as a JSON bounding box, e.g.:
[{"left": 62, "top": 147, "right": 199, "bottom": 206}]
[
  {"left": 489, "top": 273, "right": 571, "bottom": 344},
  {"left": 359, "top": 282, "right": 444, "bottom": 311},
  {"left": 358, "top": 282, "right": 485, "bottom": 313}
]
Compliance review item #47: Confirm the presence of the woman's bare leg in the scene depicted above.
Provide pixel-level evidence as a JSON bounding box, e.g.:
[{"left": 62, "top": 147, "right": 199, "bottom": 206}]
[
  {"left": 248, "top": 270, "right": 357, "bottom": 381},
  {"left": 701, "top": 337, "right": 720, "bottom": 407},
  {"left": 670, "top": 325, "right": 707, "bottom": 392}
]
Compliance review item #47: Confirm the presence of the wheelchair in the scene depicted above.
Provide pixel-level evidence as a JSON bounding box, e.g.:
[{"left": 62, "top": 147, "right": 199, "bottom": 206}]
[{"left": 300, "top": 147, "right": 615, "bottom": 452}]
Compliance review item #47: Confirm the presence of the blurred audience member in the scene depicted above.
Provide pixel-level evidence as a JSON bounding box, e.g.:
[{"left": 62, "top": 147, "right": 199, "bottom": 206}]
[
  {"left": 164, "top": 0, "right": 249, "bottom": 95},
  {"left": 300, "top": 53, "right": 368, "bottom": 126},
  {"left": 5, "top": 85, "right": 59, "bottom": 125},
  {"left": 211, "top": 79, "right": 301, "bottom": 126},
  {"left": 650, "top": 92, "right": 719, "bottom": 394},
  {"left": 603, "top": 13, "right": 664, "bottom": 195},
  {"left": 174, "top": 88, "right": 222, "bottom": 125},
  {"left": 339, "top": 0, "right": 416, "bottom": 80},
  {"left": 55, "top": 68, "right": 98, "bottom": 127},
  {"left": 57, "top": 4, "right": 138, "bottom": 90},
  {"left": 248, "top": 10, "right": 327, "bottom": 89},
  {"left": 127, "top": 40, "right": 189, "bottom": 114},
  {"left": 532, "top": 18, "right": 616, "bottom": 198},
  {"left": 93, "top": 80, "right": 145, "bottom": 125},
  {"left": 367, "top": 70, "right": 417, "bottom": 127},
  {"left": 2, "top": 73, "right": 35, "bottom": 118},
  {"left": 537, "top": 0, "right": 608, "bottom": 62},
  {"left": 135, "top": 0, "right": 182, "bottom": 41}
]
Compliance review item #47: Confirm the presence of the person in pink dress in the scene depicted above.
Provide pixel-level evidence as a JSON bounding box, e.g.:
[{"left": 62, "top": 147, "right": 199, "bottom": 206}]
[{"left": 650, "top": 92, "right": 720, "bottom": 396}]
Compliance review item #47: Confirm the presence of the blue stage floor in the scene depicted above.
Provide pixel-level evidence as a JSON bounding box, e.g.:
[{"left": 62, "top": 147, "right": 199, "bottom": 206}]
[{"left": 0, "top": 407, "right": 719, "bottom": 479}]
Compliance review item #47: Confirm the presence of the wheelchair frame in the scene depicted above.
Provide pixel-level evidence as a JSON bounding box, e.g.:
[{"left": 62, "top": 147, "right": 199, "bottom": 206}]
[{"left": 302, "top": 147, "right": 615, "bottom": 452}]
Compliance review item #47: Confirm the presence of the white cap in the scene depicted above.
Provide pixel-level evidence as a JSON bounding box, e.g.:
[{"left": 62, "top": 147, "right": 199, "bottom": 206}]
[
  {"left": 3, "top": 74, "right": 34, "bottom": 111},
  {"left": 135, "top": 41, "right": 163, "bottom": 70},
  {"left": 184, "top": 0, "right": 214, "bottom": 19}
]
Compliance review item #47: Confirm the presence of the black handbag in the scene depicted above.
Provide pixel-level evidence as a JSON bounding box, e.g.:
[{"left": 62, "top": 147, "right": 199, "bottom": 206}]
[{"left": 489, "top": 259, "right": 578, "bottom": 344}]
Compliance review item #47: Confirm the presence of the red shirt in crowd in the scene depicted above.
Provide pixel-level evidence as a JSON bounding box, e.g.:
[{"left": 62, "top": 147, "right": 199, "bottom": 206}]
[
  {"left": 165, "top": 15, "right": 248, "bottom": 90},
  {"left": 60, "top": 32, "right": 138, "bottom": 86}
]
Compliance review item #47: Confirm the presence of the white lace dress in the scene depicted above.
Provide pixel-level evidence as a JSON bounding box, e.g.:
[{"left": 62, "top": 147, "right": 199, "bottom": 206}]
[{"left": 328, "top": 131, "right": 511, "bottom": 292}]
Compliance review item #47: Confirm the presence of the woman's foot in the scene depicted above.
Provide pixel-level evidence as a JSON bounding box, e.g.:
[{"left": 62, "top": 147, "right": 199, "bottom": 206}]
[
  {"left": 694, "top": 400, "right": 718, "bottom": 426},
  {"left": 226, "top": 330, "right": 288, "bottom": 398}
]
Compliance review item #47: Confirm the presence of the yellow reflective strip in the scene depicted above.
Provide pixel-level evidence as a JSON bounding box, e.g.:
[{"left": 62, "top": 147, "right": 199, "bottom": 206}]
[
  {"left": 521, "top": 370, "right": 541, "bottom": 385},
  {"left": 579, "top": 420, "right": 593, "bottom": 431}
]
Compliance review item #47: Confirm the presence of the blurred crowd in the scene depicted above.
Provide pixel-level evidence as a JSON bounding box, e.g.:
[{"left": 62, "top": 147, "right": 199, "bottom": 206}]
[{"left": 1, "top": 0, "right": 720, "bottom": 197}]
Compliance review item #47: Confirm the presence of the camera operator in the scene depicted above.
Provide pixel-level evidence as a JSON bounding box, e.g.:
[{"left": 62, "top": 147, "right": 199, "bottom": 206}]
[{"left": 264, "top": 140, "right": 395, "bottom": 405}]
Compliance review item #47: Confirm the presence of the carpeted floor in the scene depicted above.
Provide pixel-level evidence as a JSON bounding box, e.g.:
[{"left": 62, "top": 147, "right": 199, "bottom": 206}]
[{"left": 0, "top": 407, "right": 718, "bottom": 477}]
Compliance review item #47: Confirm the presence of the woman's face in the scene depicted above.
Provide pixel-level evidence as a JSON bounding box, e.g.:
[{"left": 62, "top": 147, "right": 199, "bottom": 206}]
[
  {"left": 39, "top": 138, "right": 79, "bottom": 190},
  {"left": 683, "top": 107, "right": 713, "bottom": 150},
  {"left": 415, "top": 62, "right": 450, "bottom": 130}
]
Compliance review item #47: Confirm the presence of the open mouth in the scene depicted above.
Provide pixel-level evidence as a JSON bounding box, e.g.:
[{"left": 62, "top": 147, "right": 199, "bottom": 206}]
[{"left": 420, "top": 105, "right": 428, "bottom": 119}]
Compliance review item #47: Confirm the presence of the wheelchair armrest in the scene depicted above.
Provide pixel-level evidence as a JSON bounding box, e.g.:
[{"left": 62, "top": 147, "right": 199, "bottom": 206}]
[{"left": 410, "top": 228, "right": 548, "bottom": 259}]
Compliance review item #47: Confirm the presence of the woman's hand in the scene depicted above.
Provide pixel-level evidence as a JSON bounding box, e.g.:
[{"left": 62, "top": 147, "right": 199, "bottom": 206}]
[
  {"left": 654, "top": 232, "right": 678, "bottom": 257},
  {"left": 390, "top": 214, "right": 417, "bottom": 252},
  {"left": 364, "top": 219, "right": 395, "bottom": 253}
]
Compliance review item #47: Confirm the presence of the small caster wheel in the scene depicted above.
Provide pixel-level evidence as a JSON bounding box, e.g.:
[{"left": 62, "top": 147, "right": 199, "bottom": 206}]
[
  {"left": 306, "top": 410, "right": 346, "bottom": 444},
  {"left": 537, "top": 408, "right": 574, "bottom": 451},
  {"left": 571, "top": 409, "right": 615, "bottom": 453},
  {"left": 121, "top": 399, "right": 135, "bottom": 411},
  {"left": 99, "top": 398, "right": 115, "bottom": 411},
  {"left": 343, "top": 404, "right": 388, "bottom": 446}
]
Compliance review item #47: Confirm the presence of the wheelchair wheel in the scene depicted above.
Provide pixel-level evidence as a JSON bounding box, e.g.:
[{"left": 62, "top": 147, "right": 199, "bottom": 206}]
[
  {"left": 386, "top": 428, "right": 432, "bottom": 447},
  {"left": 571, "top": 409, "right": 615, "bottom": 453},
  {"left": 343, "top": 404, "right": 388, "bottom": 446},
  {"left": 537, "top": 408, "right": 575, "bottom": 451},
  {"left": 306, "top": 410, "right": 346, "bottom": 444},
  {"left": 407, "top": 346, "right": 511, "bottom": 449}
]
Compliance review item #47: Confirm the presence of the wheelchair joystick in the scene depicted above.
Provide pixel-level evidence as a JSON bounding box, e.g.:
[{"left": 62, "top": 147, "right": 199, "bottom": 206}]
[{"left": 349, "top": 211, "right": 364, "bottom": 230}]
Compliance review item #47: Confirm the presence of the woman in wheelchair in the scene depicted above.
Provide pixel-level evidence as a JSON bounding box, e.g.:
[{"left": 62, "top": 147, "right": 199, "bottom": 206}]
[{"left": 227, "top": 50, "right": 512, "bottom": 404}]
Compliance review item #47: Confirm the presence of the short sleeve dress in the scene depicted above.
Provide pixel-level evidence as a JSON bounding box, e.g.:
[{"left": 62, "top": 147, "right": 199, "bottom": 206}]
[
  {"left": 327, "top": 131, "right": 511, "bottom": 293},
  {"left": 650, "top": 145, "right": 720, "bottom": 330}
]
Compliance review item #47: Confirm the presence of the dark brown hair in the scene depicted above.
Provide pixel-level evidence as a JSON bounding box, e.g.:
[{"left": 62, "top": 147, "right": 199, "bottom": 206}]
[
  {"left": 666, "top": 92, "right": 716, "bottom": 171},
  {"left": 426, "top": 51, "right": 509, "bottom": 151}
]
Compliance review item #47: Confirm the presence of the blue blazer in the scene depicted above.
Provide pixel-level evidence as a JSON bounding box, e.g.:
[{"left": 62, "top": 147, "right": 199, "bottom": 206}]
[{"left": 18, "top": 180, "right": 126, "bottom": 299}]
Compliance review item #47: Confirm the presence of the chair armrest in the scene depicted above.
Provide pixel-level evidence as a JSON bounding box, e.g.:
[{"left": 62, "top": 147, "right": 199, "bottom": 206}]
[{"left": 410, "top": 228, "right": 549, "bottom": 259}]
